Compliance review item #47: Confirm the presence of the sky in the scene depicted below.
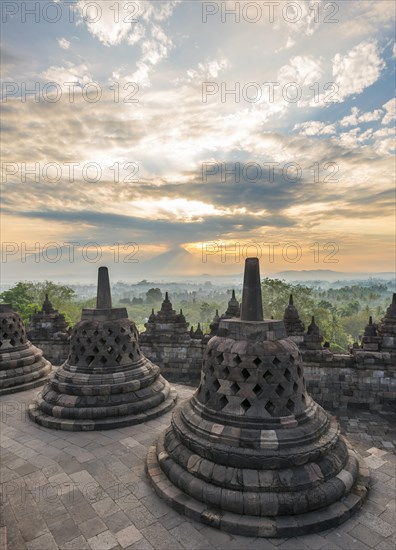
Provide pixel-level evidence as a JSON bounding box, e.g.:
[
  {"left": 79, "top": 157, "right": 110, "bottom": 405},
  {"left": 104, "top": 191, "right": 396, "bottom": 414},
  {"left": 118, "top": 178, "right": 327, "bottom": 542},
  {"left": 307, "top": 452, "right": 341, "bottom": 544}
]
[{"left": 1, "top": 0, "right": 395, "bottom": 282}]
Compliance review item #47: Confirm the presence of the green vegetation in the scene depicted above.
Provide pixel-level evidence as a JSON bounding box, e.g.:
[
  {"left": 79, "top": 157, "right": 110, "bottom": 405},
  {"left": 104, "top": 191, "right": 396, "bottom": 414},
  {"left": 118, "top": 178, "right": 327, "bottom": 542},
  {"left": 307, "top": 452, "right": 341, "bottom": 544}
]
[
  {"left": 262, "top": 278, "right": 391, "bottom": 351},
  {"left": 0, "top": 281, "right": 95, "bottom": 326},
  {"left": 1, "top": 278, "right": 392, "bottom": 353}
]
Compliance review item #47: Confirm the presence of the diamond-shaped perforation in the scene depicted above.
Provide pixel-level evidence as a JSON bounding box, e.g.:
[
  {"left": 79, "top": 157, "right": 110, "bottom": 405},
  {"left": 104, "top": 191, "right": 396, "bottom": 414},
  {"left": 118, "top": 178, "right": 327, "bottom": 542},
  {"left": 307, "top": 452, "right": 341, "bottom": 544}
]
[
  {"left": 286, "top": 399, "right": 295, "bottom": 412},
  {"left": 208, "top": 363, "right": 214, "bottom": 375},
  {"left": 219, "top": 395, "right": 228, "bottom": 409},
  {"left": 241, "top": 398, "right": 251, "bottom": 412},
  {"left": 263, "top": 370, "right": 273, "bottom": 383},
  {"left": 233, "top": 354, "right": 242, "bottom": 365},
  {"left": 253, "top": 384, "right": 263, "bottom": 397},
  {"left": 275, "top": 384, "right": 285, "bottom": 397},
  {"left": 297, "top": 366, "right": 302, "bottom": 377},
  {"left": 284, "top": 368, "right": 292, "bottom": 382},
  {"left": 207, "top": 363, "right": 215, "bottom": 376},
  {"left": 222, "top": 365, "right": 230, "bottom": 377},
  {"left": 230, "top": 382, "right": 240, "bottom": 395},
  {"left": 293, "top": 382, "right": 298, "bottom": 392},
  {"left": 215, "top": 352, "right": 224, "bottom": 365},
  {"left": 253, "top": 357, "right": 262, "bottom": 366},
  {"left": 265, "top": 400, "right": 275, "bottom": 415},
  {"left": 289, "top": 354, "right": 295, "bottom": 364},
  {"left": 100, "top": 356, "right": 107, "bottom": 365},
  {"left": 115, "top": 354, "right": 122, "bottom": 364},
  {"left": 272, "top": 356, "right": 281, "bottom": 366},
  {"left": 212, "top": 379, "right": 220, "bottom": 392},
  {"left": 241, "top": 368, "right": 250, "bottom": 381}
]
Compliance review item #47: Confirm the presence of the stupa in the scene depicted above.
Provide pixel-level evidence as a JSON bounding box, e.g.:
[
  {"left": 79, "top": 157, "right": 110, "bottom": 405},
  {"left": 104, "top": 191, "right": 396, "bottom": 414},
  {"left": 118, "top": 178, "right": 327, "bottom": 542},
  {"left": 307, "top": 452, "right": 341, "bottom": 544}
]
[
  {"left": 378, "top": 293, "right": 396, "bottom": 352},
  {"left": 27, "top": 294, "right": 69, "bottom": 365},
  {"left": 283, "top": 294, "right": 305, "bottom": 344},
  {"left": 0, "top": 304, "right": 52, "bottom": 395},
  {"left": 147, "top": 258, "right": 369, "bottom": 537},
  {"left": 302, "top": 316, "right": 324, "bottom": 351},
  {"left": 29, "top": 267, "right": 177, "bottom": 430},
  {"left": 140, "top": 293, "right": 190, "bottom": 344},
  {"left": 361, "top": 316, "right": 381, "bottom": 352},
  {"left": 222, "top": 289, "right": 240, "bottom": 319}
]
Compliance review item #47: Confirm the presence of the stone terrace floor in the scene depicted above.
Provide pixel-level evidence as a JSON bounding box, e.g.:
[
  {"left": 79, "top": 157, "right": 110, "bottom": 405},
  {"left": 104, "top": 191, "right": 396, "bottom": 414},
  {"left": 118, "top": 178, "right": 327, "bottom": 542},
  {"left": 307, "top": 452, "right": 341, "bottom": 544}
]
[{"left": 1, "top": 384, "right": 395, "bottom": 550}]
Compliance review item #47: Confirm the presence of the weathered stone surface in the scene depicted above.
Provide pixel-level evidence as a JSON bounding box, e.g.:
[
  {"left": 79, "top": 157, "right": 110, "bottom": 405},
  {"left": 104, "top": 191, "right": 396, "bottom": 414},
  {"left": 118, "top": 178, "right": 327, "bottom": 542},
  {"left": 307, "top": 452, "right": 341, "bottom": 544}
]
[
  {"left": 147, "top": 258, "right": 369, "bottom": 537},
  {"left": 140, "top": 293, "right": 202, "bottom": 385},
  {"left": 27, "top": 294, "right": 70, "bottom": 365},
  {"left": 283, "top": 294, "right": 305, "bottom": 342},
  {"left": 378, "top": 293, "right": 396, "bottom": 352},
  {"left": 0, "top": 303, "right": 52, "bottom": 395},
  {"left": 28, "top": 267, "right": 176, "bottom": 430}
]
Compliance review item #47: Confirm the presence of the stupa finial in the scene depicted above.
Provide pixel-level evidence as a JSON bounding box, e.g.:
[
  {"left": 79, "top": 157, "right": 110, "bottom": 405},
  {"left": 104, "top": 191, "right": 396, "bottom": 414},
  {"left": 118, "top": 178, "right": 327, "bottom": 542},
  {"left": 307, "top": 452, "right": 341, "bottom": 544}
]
[
  {"left": 240, "top": 258, "right": 263, "bottom": 321},
  {"left": 96, "top": 266, "right": 112, "bottom": 309}
]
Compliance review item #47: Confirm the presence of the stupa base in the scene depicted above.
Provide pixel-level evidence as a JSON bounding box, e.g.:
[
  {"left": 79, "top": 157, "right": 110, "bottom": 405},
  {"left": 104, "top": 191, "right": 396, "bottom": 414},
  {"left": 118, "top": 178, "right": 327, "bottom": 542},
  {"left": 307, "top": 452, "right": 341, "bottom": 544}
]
[
  {"left": 0, "top": 363, "right": 52, "bottom": 396},
  {"left": 146, "top": 444, "right": 369, "bottom": 538},
  {"left": 28, "top": 388, "right": 177, "bottom": 431}
]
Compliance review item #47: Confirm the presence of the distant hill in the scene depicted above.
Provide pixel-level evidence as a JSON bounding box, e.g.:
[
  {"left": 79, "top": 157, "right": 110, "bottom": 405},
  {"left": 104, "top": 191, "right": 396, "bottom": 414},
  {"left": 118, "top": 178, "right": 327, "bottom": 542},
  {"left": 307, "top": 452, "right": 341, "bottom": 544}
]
[{"left": 274, "top": 270, "right": 395, "bottom": 282}]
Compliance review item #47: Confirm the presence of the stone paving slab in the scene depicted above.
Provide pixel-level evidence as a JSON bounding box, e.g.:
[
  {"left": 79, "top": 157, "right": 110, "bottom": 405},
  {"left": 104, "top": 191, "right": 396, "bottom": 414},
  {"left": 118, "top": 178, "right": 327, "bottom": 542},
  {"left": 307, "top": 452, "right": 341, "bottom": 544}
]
[{"left": 1, "top": 385, "right": 395, "bottom": 550}]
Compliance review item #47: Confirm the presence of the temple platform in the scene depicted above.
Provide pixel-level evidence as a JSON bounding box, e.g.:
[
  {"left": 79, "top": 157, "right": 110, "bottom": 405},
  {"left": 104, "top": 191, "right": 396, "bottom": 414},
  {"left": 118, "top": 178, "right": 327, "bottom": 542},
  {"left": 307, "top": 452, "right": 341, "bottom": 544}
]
[{"left": 1, "top": 384, "right": 394, "bottom": 550}]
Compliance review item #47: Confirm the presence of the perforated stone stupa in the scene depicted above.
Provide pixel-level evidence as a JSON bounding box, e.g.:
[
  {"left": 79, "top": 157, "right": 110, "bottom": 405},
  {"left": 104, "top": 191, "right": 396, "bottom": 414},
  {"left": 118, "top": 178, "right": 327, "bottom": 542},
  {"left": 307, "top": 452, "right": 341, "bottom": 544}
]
[
  {"left": 378, "top": 293, "right": 396, "bottom": 352},
  {"left": 29, "top": 267, "right": 177, "bottom": 430},
  {"left": 0, "top": 304, "right": 52, "bottom": 395},
  {"left": 147, "top": 258, "right": 369, "bottom": 537}
]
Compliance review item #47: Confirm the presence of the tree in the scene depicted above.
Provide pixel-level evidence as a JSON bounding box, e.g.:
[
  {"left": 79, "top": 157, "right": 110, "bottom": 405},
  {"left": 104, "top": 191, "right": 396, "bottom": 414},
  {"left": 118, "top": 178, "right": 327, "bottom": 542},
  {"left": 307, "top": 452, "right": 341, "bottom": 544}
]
[
  {"left": 200, "top": 302, "right": 214, "bottom": 323},
  {"left": 0, "top": 281, "right": 78, "bottom": 325},
  {"left": 0, "top": 282, "right": 37, "bottom": 323},
  {"left": 145, "top": 288, "right": 163, "bottom": 303},
  {"left": 261, "top": 278, "right": 315, "bottom": 324}
]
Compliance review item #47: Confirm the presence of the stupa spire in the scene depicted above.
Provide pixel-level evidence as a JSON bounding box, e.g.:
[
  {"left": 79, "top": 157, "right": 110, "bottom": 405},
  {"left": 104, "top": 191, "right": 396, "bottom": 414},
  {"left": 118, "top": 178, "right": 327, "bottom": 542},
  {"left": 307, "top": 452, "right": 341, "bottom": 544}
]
[
  {"left": 240, "top": 257, "right": 263, "bottom": 321},
  {"left": 96, "top": 266, "right": 112, "bottom": 309}
]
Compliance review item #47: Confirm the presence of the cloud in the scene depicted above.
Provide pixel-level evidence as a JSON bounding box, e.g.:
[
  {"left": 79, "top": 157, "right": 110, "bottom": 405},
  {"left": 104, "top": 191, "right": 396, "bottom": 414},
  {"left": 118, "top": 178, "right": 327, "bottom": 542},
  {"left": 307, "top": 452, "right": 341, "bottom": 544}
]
[
  {"left": 278, "top": 55, "right": 323, "bottom": 86},
  {"left": 332, "top": 40, "right": 385, "bottom": 100},
  {"left": 340, "top": 107, "right": 383, "bottom": 127},
  {"left": 382, "top": 97, "right": 395, "bottom": 125},
  {"left": 74, "top": 0, "right": 178, "bottom": 46},
  {"left": 294, "top": 121, "right": 336, "bottom": 136},
  {"left": 57, "top": 37, "right": 71, "bottom": 50},
  {"left": 41, "top": 62, "right": 92, "bottom": 86},
  {"left": 184, "top": 57, "right": 230, "bottom": 82}
]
